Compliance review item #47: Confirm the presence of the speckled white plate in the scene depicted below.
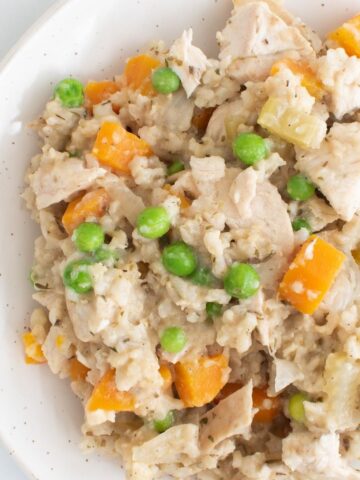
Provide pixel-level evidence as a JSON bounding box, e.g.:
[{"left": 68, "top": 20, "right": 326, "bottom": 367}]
[{"left": 0, "top": 0, "right": 359, "bottom": 478}]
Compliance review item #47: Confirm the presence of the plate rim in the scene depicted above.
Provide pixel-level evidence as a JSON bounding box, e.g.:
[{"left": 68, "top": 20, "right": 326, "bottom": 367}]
[
  {"left": 0, "top": 0, "right": 68, "bottom": 75},
  {"left": 0, "top": 2, "right": 72, "bottom": 477}
]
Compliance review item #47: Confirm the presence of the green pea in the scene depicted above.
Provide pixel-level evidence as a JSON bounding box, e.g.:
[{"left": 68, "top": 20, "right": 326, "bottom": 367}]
[
  {"left": 292, "top": 218, "right": 312, "bottom": 232},
  {"left": 190, "top": 266, "right": 215, "bottom": 287},
  {"left": 288, "top": 392, "right": 308, "bottom": 423},
  {"left": 68, "top": 150, "right": 81, "bottom": 158},
  {"left": 167, "top": 160, "right": 185, "bottom": 176},
  {"left": 160, "top": 327, "right": 187, "bottom": 353},
  {"left": 287, "top": 174, "right": 315, "bottom": 201},
  {"left": 153, "top": 411, "right": 175, "bottom": 433},
  {"left": 162, "top": 241, "right": 197, "bottom": 277},
  {"left": 28, "top": 270, "right": 48, "bottom": 291},
  {"left": 232, "top": 132, "right": 268, "bottom": 166},
  {"left": 54, "top": 78, "right": 84, "bottom": 108},
  {"left": 206, "top": 302, "right": 222, "bottom": 318},
  {"left": 73, "top": 222, "right": 105, "bottom": 253},
  {"left": 137, "top": 206, "right": 171, "bottom": 239},
  {"left": 224, "top": 263, "right": 260, "bottom": 299},
  {"left": 63, "top": 259, "right": 93, "bottom": 294},
  {"left": 94, "top": 246, "right": 120, "bottom": 264},
  {"left": 152, "top": 67, "right": 181, "bottom": 94}
]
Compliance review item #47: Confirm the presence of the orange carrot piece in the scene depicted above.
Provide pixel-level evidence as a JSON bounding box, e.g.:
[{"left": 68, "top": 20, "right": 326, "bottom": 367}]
[
  {"left": 352, "top": 246, "right": 360, "bottom": 265},
  {"left": 163, "top": 184, "right": 191, "bottom": 209},
  {"left": 328, "top": 14, "right": 360, "bottom": 57},
  {"left": 124, "top": 54, "right": 161, "bottom": 96},
  {"left": 22, "top": 332, "right": 46, "bottom": 365},
  {"left": 252, "top": 387, "right": 280, "bottom": 423},
  {"left": 279, "top": 235, "right": 345, "bottom": 314},
  {"left": 271, "top": 58, "right": 324, "bottom": 99},
  {"left": 159, "top": 363, "right": 173, "bottom": 391},
  {"left": 69, "top": 358, "right": 90, "bottom": 382},
  {"left": 214, "top": 382, "right": 242, "bottom": 404},
  {"left": 62, "top": 188, "right": 110, "bottom": 235},
  {"left": 92, "top": 121, "right": 152, "bottom": 175},
  {"left": 191, "top": 107, "right": 215, "bottom": 131},
  {"left": 87, "top": 369, "right": 135, "bottom": 412},
  {"left": 174, "top": 354, "right": 228, "bottom": 407},
  {"left": 85, "top": 81, "right": 119, "bottom": 108}
]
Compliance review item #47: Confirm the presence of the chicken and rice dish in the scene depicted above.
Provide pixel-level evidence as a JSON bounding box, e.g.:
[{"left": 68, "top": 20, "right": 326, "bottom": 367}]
[{"left": 22, "top": 1, "right": 360, "bottom": 478}]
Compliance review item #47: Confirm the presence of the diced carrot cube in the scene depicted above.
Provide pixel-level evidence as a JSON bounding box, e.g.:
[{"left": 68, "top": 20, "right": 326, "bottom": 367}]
[
  {"left": 85, "top": 81, "right": 119, "bottom": 109},
  {"left": 87, "top": 369, "right": 135, "bottom": 412},
  {"left": 214, "top": 382, "right": 242, "bottom": 404},
  {"left": 62, "top": 188, "right": 110, "bottom": 235},
  {"left": 252, "top": 387, "right": 280, "bottom": 423},
  {"left": 352, "top": 246, "right": 360, "bottom": 265},
  {"left": 163, "top": 184, "right": 191, "bottom": 209},
  {"left": 279, "top": 235, "right": 345, "bottom": 314},
  {"left": 174, "top": 354, "right": 229, "bottom": 407},
  {"left": 69, "top": 358, "right": 89, "bottom": 382},
  {"left": 328, "top": 14, "right": 360, "bottom": 57},
  {"left": 271, "top": 58, "right": 324, "bottom": 99},
  {"left": 92, "top": 121, "right": 152, "bottom": 175},
  {"left": 22, "top": 332, "right": 46, "bottom": 365},
  {"left": 215, "top": 383, "right": 280, "bottom": 423},
  {"left": 124, "top": 54, "right": 161, "bottom": 96},
  {"left": 159, "top": 363, "right": 173, "bottom": 391},
  {"left": 191, "top": 107, "right": 215, "bottom": 132}
]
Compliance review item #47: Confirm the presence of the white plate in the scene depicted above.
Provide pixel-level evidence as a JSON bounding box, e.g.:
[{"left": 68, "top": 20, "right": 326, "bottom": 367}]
[{"left": 0, "top": 0, "right": 359, "bottom": 478}]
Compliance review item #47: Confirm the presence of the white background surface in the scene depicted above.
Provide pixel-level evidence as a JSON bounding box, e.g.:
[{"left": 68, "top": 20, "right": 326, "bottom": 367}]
[{"left": 0, "top": 1, "right": 56, "bottom": 477}]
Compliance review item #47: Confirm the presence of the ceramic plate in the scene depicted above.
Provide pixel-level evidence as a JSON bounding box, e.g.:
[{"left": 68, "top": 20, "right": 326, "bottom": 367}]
[{"left": 0, "top": 0, "right": 359, "bottom": 478}]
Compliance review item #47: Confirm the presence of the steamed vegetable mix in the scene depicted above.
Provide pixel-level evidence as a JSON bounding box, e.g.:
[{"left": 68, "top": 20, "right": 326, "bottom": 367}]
[
  {"left": 54, "top": 78, "right": 84, "bottom": 108},
  {"left": 163, "top": 184, "right": 191, "bottom": 209},
  {"left": 160, "top": 327, "right": 187, "bottom": 353},
  {"left": 288, "top": 392, "right": 308, "bottom": 423},
  {"left": 73, "top": 222, "right": 105, "bottom": 252},
  {"left": 271, "top": 58, "right": 324, "bottom": 99},
  {"left": 137, "top": 206, "right": 171, "bottom": 239},
  {"left": 85, "top": 80, "right": 119, "bottom": 108},
  {"left": 224, "top": 263, "right": 260, "bottom": 299},
  {"left": 63, "top": 259, "right": 94, "bottom": 294},
  {"left": 232, "top": 132, "right": 268, "bottom": 166},
  {"left": 62, "top": 188, "right": 110, "bottom": 234},
  {"left": 92, "top": 121, "right": 152, "bottom": 174},
  {"left": 124, "top": 54, "right": 161, "bottom": 96},
  {"left": 94, "top": 246, "right": 119, "bottom": 264},
  {"left": 279, "top": 235, "right": 346, "bottom": 314},
  {"left": 159, "top": 364, "right": 173, "bottom": 390},
  {"left": 189, "top": 266, "right": 215, "bottom": 286},
  {"left": 162, "top": 242, "right": 197, "bottom": 277},
  {"left": 22, "top": 332, "right": 46, "bottom": 364},
  {"left": 287, "top": 174, "right": 315, "bottom": 201},
  {"left": 153, "top": 411, "right": 175, "bottom": 433},
  {"left": 206, "top": 302, "right": 222, "bottom": 318},
  {"left": 174, "top": 354, "right": 228, "bottom": 407},
  {"left": 328, "top": 14, "right": 360, "bottom": 57},
  {"left": 69, "top": 358, "right": 90, "bottom": 381},
  {"left": 258, "top": 97, "right": 326, "bottom": 149},
  {"left": 191, "top": 107, "right": 215, "bottom": 131},
  {"left": 87, "top": 369, "right": 135, "bottom": 412},
  {"left": 152, "top": 67, "right": 181, "bottom": 94},
  {"left": 167, "top": 160, "right": 185, "bottom": 176},
  {"left": 292, "top": 218, "right": 312, "bottom": 232},
  {"left": 252, "top": 387, "right": 280, "bottom": 423}
]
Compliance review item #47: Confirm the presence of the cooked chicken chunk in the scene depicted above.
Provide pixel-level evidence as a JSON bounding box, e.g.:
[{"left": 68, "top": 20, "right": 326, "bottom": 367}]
[
  {"left": 217, "top": 0, "right": 314, "bottom": 83},
  {"left": 168, "top": 29, "right": 209, "bottom": 97},
  {"left": 317, "top": 48, "right": 360, "bottom": 119},
  {"left": 296, "top": 122, "right": 360, "bottom": 221}
]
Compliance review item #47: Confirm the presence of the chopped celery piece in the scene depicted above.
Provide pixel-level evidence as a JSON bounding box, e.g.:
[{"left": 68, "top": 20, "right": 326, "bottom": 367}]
[{"left": 258, "top": 97, "right": 326, "bottom": 149}]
